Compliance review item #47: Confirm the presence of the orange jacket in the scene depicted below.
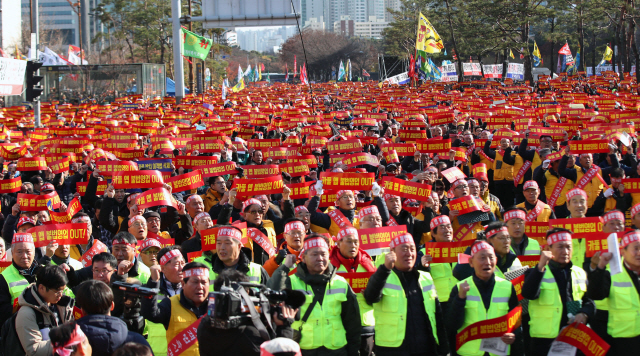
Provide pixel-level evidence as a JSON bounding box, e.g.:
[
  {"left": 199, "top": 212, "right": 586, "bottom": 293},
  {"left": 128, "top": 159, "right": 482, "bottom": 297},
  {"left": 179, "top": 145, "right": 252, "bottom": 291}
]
[{"left": 263, "top": 242, "right": 301, "bottom": 277}]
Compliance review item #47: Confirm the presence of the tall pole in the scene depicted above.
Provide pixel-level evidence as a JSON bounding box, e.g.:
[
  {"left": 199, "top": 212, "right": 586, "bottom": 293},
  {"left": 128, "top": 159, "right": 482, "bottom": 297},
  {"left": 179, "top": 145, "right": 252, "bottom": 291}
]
[
  {"left": 31, "top": 0, "right": 41, "bottom": 127},
  {"left": 187, "top": 0, "right": 193, "bottom": 92},
  {"left": 171, "top": 0, "right": 185, "bottom": 103}
]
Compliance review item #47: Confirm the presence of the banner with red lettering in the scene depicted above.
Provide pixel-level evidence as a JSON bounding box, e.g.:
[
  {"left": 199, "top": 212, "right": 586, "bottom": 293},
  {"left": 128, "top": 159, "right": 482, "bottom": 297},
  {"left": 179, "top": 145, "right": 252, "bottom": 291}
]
[
  {"left": 554, "top": 322, "right": 610, "bottom": 356},
  {"left": 17, "top": 192, "right": 61, "bottom": 211},
  {"left": 341, "top": 152, "right": 380, "bottom": 167},
  {"left": 456, "top": 306, "right": 522, "bottom": 350},
  {"left": 0, "top": 177, "right": 22, "bottom": 193},
  {"left": 17, "top": 157, "right": 48, "bottom": 171},
  {"left": 382, "top": 177, "right": 432, "bottom": 201},
  {"left": 27, "top": 223, "right": 88, "bottom": 248},
  {"left": 287, "top": 181, "right": 314, "bottom": 200},
  {"left": 233, "top": 176, "right": 284, "bottom": 197},
  {"left": 49, "top": 197, "right": 82, "bottom": 223},
  {"left": 359, "top": 225, "right": 408, "bottom": 252},
  {"left": 569, "top": 140, "right": 610, "bottom": 154},
  {"left": 48, "top": 157, "right": 70, "bottom": 174},
  {"left": 136, "top": 188, "right": 178, "bottom": 209},
  {"left": 319, "top": 172, "right": 375, "bottom": 191},
  {"left": 241, "top": 165, "right": 280, "bottom": 178},
  {"left": 279, "top": 162, "right": 310, "bottom": 177},
  {"left": 80, "top": 240, "right": 108, "bottom": 266},
  {"left": 423, "top": 240, "right": 474, "bottom": 263},
  {"left": 165, "top": 170, "right": 204, "bottom": 193},
  {"left": 112, "top": 170, "right": 164, "bottom": 189},
  {"left": 327, "top": 139, "right": 363, "bottom": 154},
  {"left": 549, "top": 217, "right": 603, "bottom": 239},
  {"left": 336, "top": 272, "right": 374, "bottom": 293}
]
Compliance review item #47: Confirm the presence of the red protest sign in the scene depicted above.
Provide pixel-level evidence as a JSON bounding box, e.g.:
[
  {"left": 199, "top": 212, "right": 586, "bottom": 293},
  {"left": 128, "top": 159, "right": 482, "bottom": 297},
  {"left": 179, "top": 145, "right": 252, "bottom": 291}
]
[
  {"left": 511, "top": 274, "right": 525, "bottom": 301},
  {"left": 447, "top": 195, "right": 488, "bottom": 215},
  {"left": 165, "top": 170, "right": 204, "bottom": 193},
  {"left": 382, "top": 177, "right": 432, "bottom": 201},
  {"left": 327, "top": 139, "right": 363, "bottom": 154},
  {"left": 569, "top": 140, "right": 610, "bottom": 154},
  {"left": 172, "top": 156, "right": 218, "bottom": 169},
  {"left": 0, "top": 261, "right": 11, "bottom": 274},
  {"left": 288, "top": 155, "right": 318, "bottom": 168},
  {"left": 423, "top": 240, "right": 474, "bottom": 263},
  {"left": 198, "top": 161, "right": 237, "bottom": 178},
  {"left": 380, "top": 143, "right": 415, "bottom": 156},
  {"left": 336, "top": 272, "right": 374, "bottom": 293},
  {"left": 80, "top": 240, "right": 108, "bottom": 266},
  {"left": 187, "top": 251, "right": 202, "bottom": 262},
  {"left": 17, "top": 192, "right": 61, "bottom": 211},
  {"left": 49, "top": 197, "right": 82, "bottom": 223},
  {"left": 441, "top": 167, "right": 466, "bottom": 183},
  {"left": 241, "top": 165, "right": 280, "bottom": 178},
  {"left": 585, "top": 232, "right": 624, "bottom": 257},
  {"left": 279, "top": 162, "right": 310, "bottom": 177},
  {"left": 0, "top": 177, "right": 22, "bottom": 193},
  {"left": 341, "top": 152, "right": 379, "bottom": 167},
  {"left": 76, "top": 181, "right": 107, "bottom": 196},
  {"left": 287, "top": 181, "right": 314, "bottom": 200},
  {"left": 549, "top": 217, "right": 603, "bottom": 239},
  {"left": 517, "top": 255, "right": 541, "bottom": 268},
  {"left": 416, "top": 138, "right": 452, "bottom": 154},
  {"left": 232, "top": 176, "right": 284, "bottom": 198},
  {"left": 112, "top": 170, "right": 164, "bottom": 189},
  {"left": 17, "top": 157, "right": 48, "bottom": 171},
  {"left": 359, "top": 225, "right": 408, "bottom": 251},
  {"left": 95, "top": 160, "right": 138, "bottom": 176},
  {"left": 136, "top": 188, "right": 177, "bottom": 209},
  {"left": 27, "top": 223, "right": 88, "bottom": 248},
  {"left": 555, "top": 323, "right": 610, "bottom": 356},
  {"left": 319, "top": 172, "right": 375, "bottom": 191},
  {"left": 622, "top": 178, "right": 640, "bottom": 193},
  {"left": 247, "top": 139, "right": 281, "bottom": 150},
  {"left": 456, "top": 306, "right": 522, "bottom": 351},
  {"left": 48, "top": 157, "right": 70, "bottom": 174}
]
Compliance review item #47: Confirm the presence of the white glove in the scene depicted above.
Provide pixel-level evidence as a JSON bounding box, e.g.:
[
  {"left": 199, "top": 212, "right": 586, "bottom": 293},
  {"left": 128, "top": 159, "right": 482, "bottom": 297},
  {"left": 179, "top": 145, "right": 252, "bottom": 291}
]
[
  {"left": 604, "top": 188, "right": 614, "bottom": 198},
  {"left": 315, "top": 180, "right": 324, "bottom": 196},
  {"left": 542, "top": 160, "right": 550, "bottom": 169},
  {"left": 371, "top": 182, "right": 381, "bottom": 197}
]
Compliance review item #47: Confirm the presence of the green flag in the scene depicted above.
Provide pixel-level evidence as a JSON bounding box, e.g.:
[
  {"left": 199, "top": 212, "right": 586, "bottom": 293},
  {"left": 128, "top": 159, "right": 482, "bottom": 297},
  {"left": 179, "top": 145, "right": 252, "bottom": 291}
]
[{"left": 181, "top": 28, "right": 213, "bottom": 60}]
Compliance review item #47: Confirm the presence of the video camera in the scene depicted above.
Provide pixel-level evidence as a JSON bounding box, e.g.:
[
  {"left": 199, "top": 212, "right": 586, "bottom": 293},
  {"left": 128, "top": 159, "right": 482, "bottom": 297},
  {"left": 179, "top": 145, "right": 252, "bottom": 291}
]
[
  {"left": 113, "top": 281, "right": 159, "bottom": 335},
  {"left": 207, "top": 282, "right": 305, "bottom": 330}
]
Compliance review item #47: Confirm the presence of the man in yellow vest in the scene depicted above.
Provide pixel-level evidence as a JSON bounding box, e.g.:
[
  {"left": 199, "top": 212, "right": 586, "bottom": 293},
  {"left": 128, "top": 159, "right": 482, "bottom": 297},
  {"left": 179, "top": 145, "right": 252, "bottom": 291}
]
[
  {"left": 440, "top": 179, "right": 488, "bottom": 242},
  {"left": 592, "top": 167, "right": 630, "bottom": 216},
  {"left": 144, "top": 246, "right": 186, "bottom": 356},
  {"left": 515, "top": 180, "right": 555, "bottom": 222},
  {"left": 532, "top": 151, "right": 574, "bottom": 218},
  {"left": 631, "top": 203, "right": 640, "bottom": 229},
  {"left": 419, "top": 215, "right": 457, "bottom": 310},
  {"left": 558, "top": 143, "right": 619, "bottom": 216},
  {"left": 521, "top": 228, "right": 594, "bottom": 355},
  {"left": 268, "top": 234, "right": 361, "bottom": 356},
  {"left": 194, "top": 225, "right": 268, "bottom": 291},
  {"left": 566, "top": 188, "right": 589, "bottom": 268},
  {"left": 503, "top": 208, "right": 541, "bottom": 256},
  {"left": 201, "top": 175, "right": 227, "bottom": 212},
  {"left": 513, "top": 135, "right": 554, "bottom": 204},
  {"left": 141, "top": 262, "right": 209, "bottom": 356},
  {"left": 447, "top": 241, "right": 523, "bottom": 356},
  {"left": 483, "top": 137, "right": 516, "bottom": 208},
  {"left": 364, "top": 233, "right": 449, "bottom": 356},
  {"left": 330, "top": 227, "right": 376, "bottom": 356},
  {"left": 587, "top": 230, "right": 640, "bottom": 353}
]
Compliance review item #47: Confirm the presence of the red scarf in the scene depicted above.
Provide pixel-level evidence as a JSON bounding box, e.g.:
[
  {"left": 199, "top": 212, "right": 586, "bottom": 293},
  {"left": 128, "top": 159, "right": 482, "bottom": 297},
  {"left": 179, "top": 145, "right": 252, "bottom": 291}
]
[{"left": 329, "top": 247, "right": 376, "bottom": 272}]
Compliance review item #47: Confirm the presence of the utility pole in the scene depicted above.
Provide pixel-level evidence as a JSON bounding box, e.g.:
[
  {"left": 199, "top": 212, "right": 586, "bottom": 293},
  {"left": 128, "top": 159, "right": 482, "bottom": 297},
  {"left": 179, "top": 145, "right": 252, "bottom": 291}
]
[
  {"left": 31, "top": 0, "right": 41, "bottom": 127},
  {"left": 187, "top": 0, "right": 193, "bottom": 92},
  {"left": 171, "top": 0, "right": 185, "bottom": 103}
]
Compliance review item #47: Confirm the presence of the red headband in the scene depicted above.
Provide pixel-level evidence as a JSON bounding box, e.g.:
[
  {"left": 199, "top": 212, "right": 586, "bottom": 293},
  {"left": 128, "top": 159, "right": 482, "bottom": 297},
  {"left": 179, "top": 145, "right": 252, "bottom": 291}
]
[
  {"left": 127, "top": 193, "right": 139, "bottom": 204},
  {"left": 336, "top": 227, "right": 358, "bottom": 241},
  {"left": 471, "top": 241, "right": 494, "bottom": 257},
  {"left": 184, "top": 267, "right": 209, "bottom": 278},
  {"left": 284, "top": 221, "right": 305, "bottom": 233},
  {"left": 192, "top": 212, "right": 210, "bottom": 226},
  {"left": 52, "top": 324, "right": 86, "bottom": 356},
  {"left": 486, "top": 226, "right": 508, "bottom": 239},
  {"left": 242, "top": 198, "right": 262, "bottom": 212},
  {"left": 140, "top": 238, "right": 161, "bottom": 251},
  {"left": 547, "top": 232, "right": 572, "bottom": 245},
  {"left": 334, "top": 190, "right": 354, "bottom": 204},
  {"left": 603, "top": 211, "right": 625, "bottom": 223},
  {"left": 504, "top": 210, "right": 526, "bottom": 221},
  {"left": 295, "top": 206, "right": 309, "bottom": 214},
  {"left": 159, "top": 249, "right": 183, "bottom": 265},
  {"left": 357, "top": 205, "right": 380, "bottom": 219},
  {"left": 112, "top": 240, "right": 136, "bottom": 248},
  {"left": 302, "top": 237, "right": 329, "bottom": 252},
  {"left": 430, "top": 215, "right": 451, "bottom": 230},
  {"left": 218, "top": 227, "right": 243, "bottom": 243},
  {"left": 389, "top": 233, "right": 414, "bottom": 249},
  {"left": 632, "top": 203, "right": 640, "bottom": 217},
  {"left": 523, "top": 180, "right": 539, "bottom": 190},
  {"left": 621, "top": 231, "right": 640, "bottom": 248},
  {"left": 566, "top": 188, "right": 587, "bottom": 201},
  {"left": 128, "top": 215, "right": 145, "bottom": 227},
  {"left": 12, "top": 232, "right": 34, "bottom": 245}
]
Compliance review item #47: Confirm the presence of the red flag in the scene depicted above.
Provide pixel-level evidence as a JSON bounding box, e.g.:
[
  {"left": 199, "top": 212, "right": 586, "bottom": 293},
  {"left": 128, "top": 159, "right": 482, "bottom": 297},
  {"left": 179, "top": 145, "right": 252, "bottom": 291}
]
[
  {"left": 558, "top": 43, "right": 572, "bottom": 55},
  {"left": 409, "top": 55, "right": 416, "bottom": 78},
  {"left": 362, "top": 68, "right": 370, "bottom": 77}
]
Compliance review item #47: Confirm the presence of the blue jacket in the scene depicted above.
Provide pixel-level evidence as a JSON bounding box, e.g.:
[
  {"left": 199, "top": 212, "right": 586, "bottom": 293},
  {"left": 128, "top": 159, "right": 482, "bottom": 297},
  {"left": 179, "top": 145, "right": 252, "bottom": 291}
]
[{"left": 76, "top": 314, "right": 153, "bottom": 356}]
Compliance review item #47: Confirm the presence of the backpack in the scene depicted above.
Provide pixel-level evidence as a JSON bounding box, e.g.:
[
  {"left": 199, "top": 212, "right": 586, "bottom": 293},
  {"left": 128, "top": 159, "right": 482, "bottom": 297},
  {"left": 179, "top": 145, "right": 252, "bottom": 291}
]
[{"left": 0, "top": 310, "right": 46, "bottom": 356}]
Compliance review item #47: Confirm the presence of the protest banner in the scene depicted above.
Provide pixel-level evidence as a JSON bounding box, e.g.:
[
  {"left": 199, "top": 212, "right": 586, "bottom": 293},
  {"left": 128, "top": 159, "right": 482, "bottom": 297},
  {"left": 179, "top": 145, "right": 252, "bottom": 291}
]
[
  {"left": 136, "top": 188, "right": 178, "bottom": 209},
  {"left": 548, "top": 217, "right": 603, "bottom": 239},
  {"left": 423, "top": 240, "right": 475, "bottom": 263},
  {"left": 233, "top": 176, "right": 284, "bottom": 197},
  {"left": 241, "top": 165, "right": 281, "bottom": 178},
  {"left": 0, "top": 177, "right": 21, "bottom": 193},
  {"left": 28, "top": 223, "right": 88, "bottom": 248},
  {"left": 336, "top": 272, "right": 374, "bottom": 293},
  {"left": 320, "top": 172, "right": 375, "bottom": 191},
  {"left": 112, "top": 170, "right": 164, "bottom": 189},
  {"left": 382, "top": 177, "right": 432, "bottom": 201},
  {"left": 456, "top": 306, "right": 522, "bottom": 350},
  {"left": 165, "top": 170, "right": 204, "bottom": 193}
]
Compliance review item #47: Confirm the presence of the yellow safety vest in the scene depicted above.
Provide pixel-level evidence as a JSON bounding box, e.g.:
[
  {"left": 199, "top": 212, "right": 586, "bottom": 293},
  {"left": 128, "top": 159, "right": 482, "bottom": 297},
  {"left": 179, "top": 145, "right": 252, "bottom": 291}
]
[
  {"left": 509, "top": 238, "right": 541, "bottom": 256},
  {"left": 571, "top": 239, "right": 586, "bottom": 270},
  {"left": 493, "top": 151, "right": 515, "bottom": 181},
  {"left": 166, "top": 295, "right": 199, "bottom": 356},
  {"left": 148, "top": 296, "right": 168, "bottom": 356},
  {"left": 576, "top": 168, "right": 604, "bottom": 208},
  {"left": 336, "top": 264, "right": 374, "bottom": 327},
  {"left": 372, "top": 270, "right": 439, "bottom": 347},
  {"left": 528, "top": 266, "right": 587, "bottom": 338},
  {"left": 457, "top": 275, "right": 513, "bottom": 356},
  {"left": 310, "top": 206, "right": 360, "bottom": 237},
  {"left": 1, "top": 264, "right": 29, "bottom": 309},
  {"left": 290, "top": 273, "right": 350, "bottom": 350},
  {"left": 243, "top": 220, "right": 278, "bottom": 263},
  {"left": 419, "top": 247, "right": 457, "bottom": 303},
  {"left": 607, "top": 260, "right": 640, "bottom": 337},
  {"left": 515, "top": 202, "right": 553, "bottom": 222},
  {"left": 544, "top": 171, "right": 574, "bottom": 207},
  {"left": 194, "top": 255, "right": 262, "bottom": 291}
]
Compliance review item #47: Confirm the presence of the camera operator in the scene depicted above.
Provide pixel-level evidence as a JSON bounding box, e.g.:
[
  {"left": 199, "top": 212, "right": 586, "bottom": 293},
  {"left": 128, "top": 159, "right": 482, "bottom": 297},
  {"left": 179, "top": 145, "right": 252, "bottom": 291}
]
[
  {"left": 141, "top": 262, "right": 209, "bottom": 356},
  {"left": 194, "top": 225, "right": 269, "bottom": 290},
  {"left": 268, "top": 233, "right": 361, "bottom": 356},
  {"left": 196, "top": 269, "right": 297, "bottom": 356},
  {"left": 144, "top": 245, "right": 186, "bottom": 356}
]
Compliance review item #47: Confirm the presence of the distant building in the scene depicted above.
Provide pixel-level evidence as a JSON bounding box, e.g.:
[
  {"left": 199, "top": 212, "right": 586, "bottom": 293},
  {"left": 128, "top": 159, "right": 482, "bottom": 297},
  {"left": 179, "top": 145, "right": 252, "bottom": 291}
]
[
  {"left": 333, "top": 16, "right": 354, "bottom": 37},
  {"left": 224, "top": 31, "right": 238, "bottom": 47},
  {"left": 304, "top": 17, "right": 325, "bottom": 31},
  {"left": 384, "top": 0, "right": 402, "bottom": 22},
  {"left": 0, "top": 0, "right": 22, "bottom": 54},
  {"left": 354, "top": 16, "right": 389, "bottom": 39}
]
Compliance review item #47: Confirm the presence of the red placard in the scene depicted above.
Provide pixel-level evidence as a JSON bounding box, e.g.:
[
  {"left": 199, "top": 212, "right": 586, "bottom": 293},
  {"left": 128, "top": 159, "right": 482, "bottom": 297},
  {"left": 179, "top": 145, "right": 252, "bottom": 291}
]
[
  {"left": 199, "top": 161, "right": 238, "bottom": 178},
  {"left": 569, "top": 140, "right": 610, "bottom": 154},
  {"left": 441, "top": 167, "right": 466, "bottom": 183},
  {"left": 380, "top": 143, "right": 415, "bottom": 156},
  {"left": 335, "top": 272, "right": 374, "bottom": 293},
  {"left": 511, "top": 274, "right": 525, "bottom": 301},
  {"left": 517, "top": 255, "right": 541, "bottom": 268},
  {"left": 80, "top": 240, "right": 108, "bottom": 267},
  {"left": 232, "top": 176, "right": 285, "bottom": 197},
  {"left": 241, "top": 165, "right": 280, "bottom": 179},
  {"left": 456, "top": 306, "right": 522, "bottom": 350},
  {"left": 76, "top": 181, "right": 107, "bottom": 196},
  {"left": 549, "top": 217, "right": 603, "bottom": 239},
  {"left": 327, "top": 139, "right": 363, "bottom": 154},
  {"left": 0, "top": 177, "right": 22, "bottom": 193},
  {"left": 288, "top": 155, "right": 318, "bottom": 168},
  {"left": 382, "top": 177, "right": 432, "bottom": 201},
  {"left": 48, "top": 157, "right": 70, "bottom": 174},
  {"left": 416, "top": 138, "right": 452, "bottom": 154},
  {"left": 49, "top": 197, "right": 82, "bottom": 223},
  {"left": 358, "top": 225, "right": 408, "bottom": 250},
  {"left": 279, "top": 162, "right": 310, "bottom": 177},
  {"left": 187, "top": 251, "right": 202, "bottom": 262},
  {"left": 17, "top": 157, "right": 48, "bottom": 171},
  {"left": 319, "top": 172, "right": 375, "bottom": 191},
  {"left": 341, "top": 152, "right": 379, "bottom": 167},
  {"left": 555, "top": 323, "right": 610, "bottom": 356},
  {"left": 247, "top": 139, "right": 281, "bottom": 150},
  {"left": 95, "top": 160, "right": 138, "bottom": 176},
  {"left": 447, "top": 195, "right": 488, "bottom": 215},
  {"left": 423, "top": 240, "right": 474, "bottom": 263},
  {"left": 112, "top": 170, "right": 164, "bottom": 189},
  {"left": 17, "top": 192, "right": 61, "bottom": 211},
  {"left": 450, "top": 147, "right": 467, "bottom": 161},
  {"left": 585, "top": 232, "right": 624, "bottom": 257},
  {"left": 172, "top": 155, "right": 218, "bottom": 169},
  {"left": 27, "top": 223, "right": 88, "bottom": 248},
  {"left": 136, "top": 188, "right": 178, "bottom": 209},
  {"left": 621, "top": 178, "right": 640, "bottom": 193},
  {"left": 287, "top": 181, "right": 314, "bottom": 199},
  {"left": 0, "top": 261, "right": 12, "bottom": 274}
]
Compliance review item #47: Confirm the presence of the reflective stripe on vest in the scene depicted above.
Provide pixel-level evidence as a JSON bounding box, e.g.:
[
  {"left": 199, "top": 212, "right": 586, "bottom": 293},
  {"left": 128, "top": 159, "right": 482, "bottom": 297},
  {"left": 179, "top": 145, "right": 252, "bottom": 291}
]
[
  {"left": 290, "top": 273, "right": 350, "bottom": 350},
  {"left": 457, "top": 275, "right": 513, "bottom": 356},
  {"left": 607, "top": 261, "right": 640, "bottom": 337},
  {"left": 1, "top": 264, "right": 29, "bottom": 306},
  {"left": 372, "top": 270, "right": 439, "bottom": 348},
  {"left": 528, "top": 266, "right": 587, "bottom": 339},
  {"left": 419, "top": 247, "right": 457, "bottom": 302},
  {"left": 195, "top": 256, "right": 262, "bottom": 292},
  {"left": 509, "top": 238, "right": 541, "bottom": 256},
  {"left": 336, "top": 264, "right": 374, "bottom": 327},
  {"left": 148, "top": 296, "right": 168, "bottom": 356},
  {"left": 166, "top": 295, "right": 199, "bottom": 356}
]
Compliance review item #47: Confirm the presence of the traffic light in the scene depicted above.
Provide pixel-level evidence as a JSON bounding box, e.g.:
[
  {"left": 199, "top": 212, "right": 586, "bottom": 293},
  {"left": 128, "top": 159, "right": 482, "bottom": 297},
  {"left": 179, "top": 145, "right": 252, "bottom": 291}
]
[{"left": 25, "top": 60, "right": 44, "bottom": 102}]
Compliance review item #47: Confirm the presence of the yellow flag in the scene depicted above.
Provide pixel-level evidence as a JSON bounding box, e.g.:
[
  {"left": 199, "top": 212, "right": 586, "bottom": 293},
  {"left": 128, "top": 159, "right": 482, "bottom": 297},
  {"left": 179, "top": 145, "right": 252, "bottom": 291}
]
[
  {"left": 603, "top": 46, "right": 613, "bottom": 61},
  {"left": 416, "top": 13, "right": 444, "bottom": 54},
  {"left": 509, "top": 49, "right": 515, "bottom": 59},
  {"left": 232, "top": 78, "right": 245, "bottom": 93}
]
